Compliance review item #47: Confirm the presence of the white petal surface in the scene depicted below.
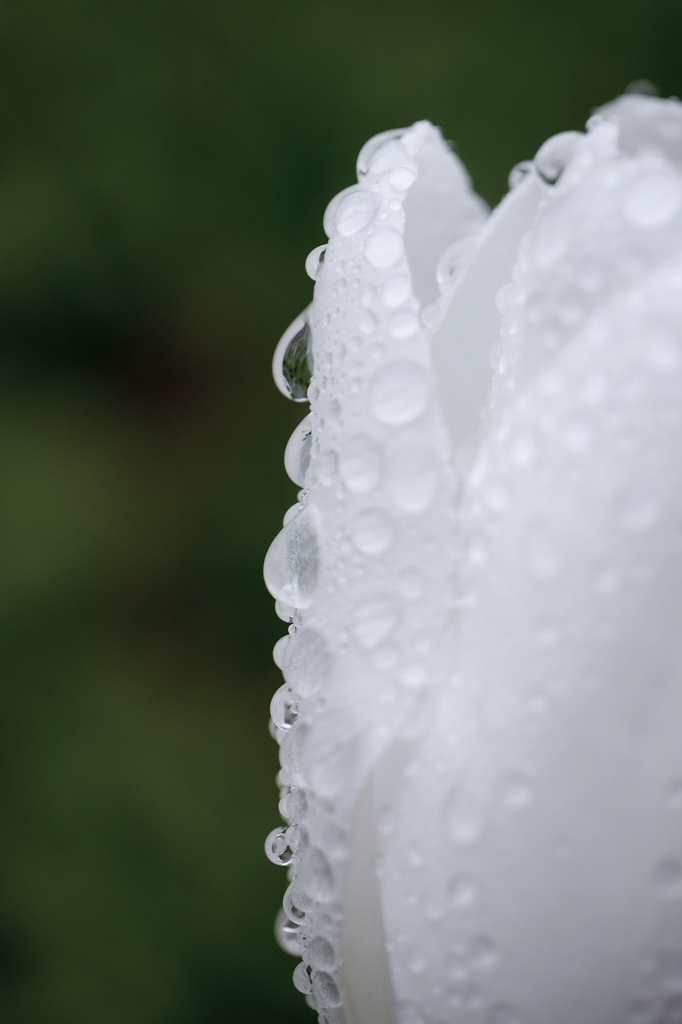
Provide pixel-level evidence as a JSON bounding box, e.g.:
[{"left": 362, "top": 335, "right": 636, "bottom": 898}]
[{"left": 379, "top": 201, "right": 682, "bottom": 1023}]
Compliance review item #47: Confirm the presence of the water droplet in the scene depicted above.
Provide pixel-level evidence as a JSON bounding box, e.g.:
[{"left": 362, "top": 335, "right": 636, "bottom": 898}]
[
  {"left": 273, "top": 313, "right": 314, "bottom": 402},
  {"left": 382, "top": 274, "right": 411, "bottom": 308},
  {"left": 365, "top": 227, "right": 404, "bottom": 269},
  {"left": 303, "top": 847, "right": 334, "bottom": 901},
  {"left": 370, "top": 362, "right": 428, "bottom": 425},
  {"left": 508, "top": 160, "right": 533, "bottom": 189},
  {"left": 389, "top": 309, "right": 419, "bottom": 338},
  {"left": 388, "top": 166, "right": 416, "bottom": 191},
  {"left": 264, "top": 505, "right": 319, "bottom": 608},
  {"left": 265, "top": 824, "right": 299, "bottom": 866},
  {"left": 388, "top": 441, "right": 438, "bottom": 513},
  {"left": 284, "top": 883, "right": 311, "bottom": 925},
  {"left": 307, "top": 936, "right": 335, "bottom": 970},
  {"left": 624, "top": 171, "right": 682, "bottom": 229},
  {"left": 534, "top": 131, "right": 582, "bottom": 185},
  {"left": 448, "top": 873, "right": 478, "bottom": 908},
  {"left": 281, "top": 627, "right": 332, "bottom": 698},
  {"left": 292, "top": 960, "right": 313, "bottom": 994},
  {"left": 356, "top": 127, "right": 407, "bottom": 178},
  {"left": 352, "top": 595, "right": 398, "bottom": 649},
  {"left": 305, "top": 244, "right": 326, "bottom": 280},
  {"left": 275, "top": 909, "right": 302, "bottom": 956},
  {"left": 445, "top": 786, "right": 481, "bottom": 846},
  {"left": 351, "top": 507, "right": 394, "bottom": 554},
  {"left": 272, "top": 635, "right": 288, "bottom": 669},
  {"left": 339, "top": 434, "right": 382, "bottom": 492},
  {"left": 436, "top": 237, "right": 476, "bottom": 291},
  {"left": 654, "top": 857, "right": 682, "bottom": 899},
  {"left": 334, "top": 190, "right": 380, "bottom": 237},
  {"left": 312, "top": 971, "right": 342, "bottom": 1008},
  {"left": 284, "top": 415, "right": 313, "bottom": 487},
  {"left": 270, "top": 684, "right": 299, "bottom": 731}
]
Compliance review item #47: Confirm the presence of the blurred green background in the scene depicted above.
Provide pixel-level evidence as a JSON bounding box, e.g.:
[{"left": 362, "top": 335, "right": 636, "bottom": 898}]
[{"left": 0, "top": 0, "right": 680, "bottom": 1020}]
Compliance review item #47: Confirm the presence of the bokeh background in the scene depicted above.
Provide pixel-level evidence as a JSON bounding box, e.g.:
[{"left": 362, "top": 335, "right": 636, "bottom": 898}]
[{"left": 0, "top": 1, "right": 680, "bottom": 1020}]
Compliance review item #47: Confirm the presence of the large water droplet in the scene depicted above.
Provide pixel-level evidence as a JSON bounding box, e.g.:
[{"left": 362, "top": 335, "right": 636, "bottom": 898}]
[
  {"left": 284, "top": 883, "right": 311, "bottom": 925},
  {"left": 334, "top": 190, "right": 380, "bottom": 237},
  {"left": 264, "top": 505, "right": 319, "bottom": 608},
  {"left": 265, "top": 824, "right": 299, "bottom": 866},
  {"left": 275, "top": 909, "right": 302, "bottom": 956},
  {"left": 365, "top": 227, "right": 404, "bottom": 268},
  {"left": 624, "top": 171, "right": 682, "bottom": 229},
  {"left": 273, "top": 313, "right": 314, "bottom": 402},
  {"left": 281, "top": 626, "right": 332, "bottom": 698},
  {"left": 370, "top": 362, "right": 428, "bottom": 425},
  {"left": 534, "top": 131, "right": 582, "bottom": 185},
  {"left": 270, "top": 684, "right": 299, "bottom": 731},
  {"left": 339, "top": 434, "right": 382, "bottom": 492},
  {"left": 312, "top": 971, "right": 342, "bottom": 1008},
  {"left": 357, "top": 127, "right": 408, "bottom": 178},
  {"left": 284, "top": 415, "right": 313, "bottom": 487},
  {"left": 352, "top": 595, "right": 398, "bottom": 649},
  {"left": 308, "top": 936, "right": 336, "bottom": 970},
  {"left": 351, "top": 507, "right": 394, "bottom": 554},
  {"left": 305, "top": 244, "right": 326, "bottom": 280},
  {"left": 292, "top": 960, "right": 313, "bottom": 994}
]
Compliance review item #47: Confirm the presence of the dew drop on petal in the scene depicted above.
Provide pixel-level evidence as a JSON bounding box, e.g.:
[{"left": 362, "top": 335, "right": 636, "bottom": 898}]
[
  {"left": 270, "top": 684, "right": 299, "bottom": 731},
  {"left": 281, "top": 626, "right": 332, "bottom": 698},
  {"left": 624, "top": 171, "right": 682, "bottom": 229},
  {"left": 388, "top": 166, "right": 417, "bottom": 191},
  {"left": 275, "top": 909, "right": 302, "bottom": 956},
  {"left": 312, "top": 971, "right": 342, "bottom": 1008},
  {"left": 389, "top": 309, "right": 419, "bottom": 339},
  {"left": 508, "top": 159, "right": 533, "bottom": 189},
  {"left": 351, "top": 507, "right": 395, "bottom": 554},
  {"left": 338, "top": 434, "right": 382, "bottom": 492},
  {"left": 534, "top": 131, "right": 582, "bottom": 185},
  {"left": 382, "top": 274, "right": 412, "bottom": 308},
  {"left": 365, "top": 227, "right": 404, "bottom": 268},
  {"left": 370, "top": 362, "right": 428, "bottom": 425},
  {"left": 292, "top": 961, "right": 313, "bottom": 994},
  {"left": 334, "top": 190, "right": 380, "bottom": 237},
  {"left": 263, "top": 506, "right": 319, "bottom": 608},
  {"left": 352, "top": 595, "right": 398, "bottom": 649},
  {"left": 305, "top": 244, "right": 326, "bottom": 280},
  {"left": 307, "top": 936, "right": 336, "bottom": 970},
  {"left": 273, "top": 314, "right": 314, "bottom": 402},
  {"left": 272, "top": 635, "right": 288, "bottom": 669},
  {"left": 356, "top": 127, "right": 407, "bottom": 178},
  {"left": 284, "top": 414, "right": 313, "bottom": 486}
]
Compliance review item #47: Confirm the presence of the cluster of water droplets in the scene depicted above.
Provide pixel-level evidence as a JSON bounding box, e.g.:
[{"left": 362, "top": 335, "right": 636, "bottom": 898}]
[{"left": 264, "top": 120, "right": 489, "bottom": 1022}]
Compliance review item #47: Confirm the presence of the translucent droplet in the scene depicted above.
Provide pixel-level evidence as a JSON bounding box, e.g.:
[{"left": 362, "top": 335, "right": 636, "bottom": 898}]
[
  {"left": 264, "top": 505, "right": 319, "bottom": 609},
  {"left": 357, "top": 127, "right": 407, "bottom": 178},
  {"left": 382, "top": 274, "right": 411, "bottom": 308},
  {"left": 272, "top": 635, "right": 288, "bottom": 669},
  {"left": 283, "top": 882, "right": 310, "bottom": 925},
  {"left": 270, "top": 684, "right": 299, "bottom": 731},
  {"left": 307, "top": 936, "right": 335, "bottom": 970},
  {"left": 534, "top": 131, "right": 581, "bottom": 185},
  {"left": 281, "top": 627, "right": 332, "bottom": 698},
  {"left": 302, "top": 847, "right": 334, "bottom": 901},
  {"left": 389, "top": 309, "right": 419, "bottom": 338},
  {"left": 350, "top": 507, "right": 394, "bottom": 554},
  {"left": 305, "top": 244, "right": 326, "bottom": 281},
  {"left": 292, "top": 960, "right": 313, "bottom": 994},
  {"left": 388, "top": 166, "right": 416, "bottom": 191},
  {"left": 508, "top": 160, "right": 533, "bottom": 190},
  {"left": 352, "top": 595, "right": 398, "bottom": 649},
  {"left": 436, "top": 237, "right": 476, "bottom": 291},
  {"left": 273, "top": 313, "right": 314, "bottom": 402},
  {"left": 265, "top": 824, "right": 299, "bottom": 866},
  {"left": 334, "top": 190, "right": 380, "bottom": 237},
  {"left": 312, "top": 971, "right": 342, "bottom": 1008},
  {"left": 624, "top": 171, "right": 682, "bottom": 229},
  {"left": 624, "top": 79, "right": 659, "bottom": 96},
  {"left": 365, "top": 227, "right": 404, "bottom": 269},
  {"left": 339, "top": 434, "right": 382, "bottom": 492},
  {"left": 284, "top": 415, "right": 313, "bottom": 487},
  {"left": 370, "top": 362, "right": 428, "bottom": 425},
  {"left": 448, "top": 873, "right": 478, "bottom": 908},
  {"left": 275, "top": 909, "right": 302, "bottom": 956}
]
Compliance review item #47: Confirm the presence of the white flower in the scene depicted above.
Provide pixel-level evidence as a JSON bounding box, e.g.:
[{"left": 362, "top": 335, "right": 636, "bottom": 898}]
[{"left": 264, "top": 93, "right": 682, "bottom": 1024}]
